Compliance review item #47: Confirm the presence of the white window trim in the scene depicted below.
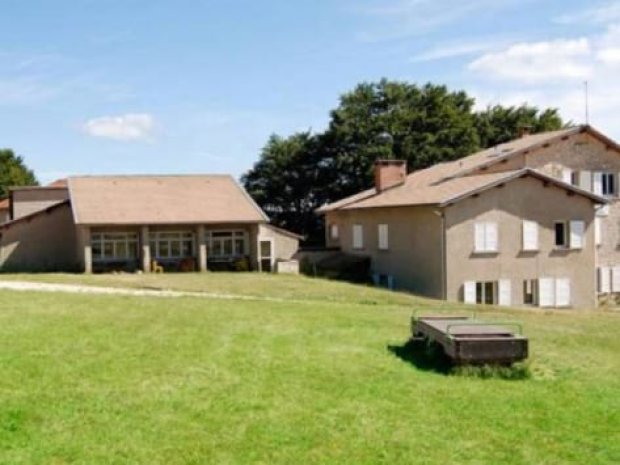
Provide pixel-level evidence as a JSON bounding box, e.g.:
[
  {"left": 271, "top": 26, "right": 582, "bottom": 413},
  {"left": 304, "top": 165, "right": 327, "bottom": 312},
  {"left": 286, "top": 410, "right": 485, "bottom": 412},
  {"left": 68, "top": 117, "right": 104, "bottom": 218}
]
[
  {"left": 258, "top": 237, "right": 275, "bottom": 272},
  {"left": 150, "top": 230, "right": 195, "bottom": 260},
  {"left": 205, "top": 229, "right": 249, "bottom": 259},
  {"left": 91, "top": 232, "right": 139, "bottom": 262}
]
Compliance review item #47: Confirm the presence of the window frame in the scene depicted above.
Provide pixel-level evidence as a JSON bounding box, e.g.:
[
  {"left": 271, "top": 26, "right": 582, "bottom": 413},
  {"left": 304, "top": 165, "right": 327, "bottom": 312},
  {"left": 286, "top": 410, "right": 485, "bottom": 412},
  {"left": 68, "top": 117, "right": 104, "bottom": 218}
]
[
  {"left": 150, "top": 230, "right": 195, "bottom": 260},
  {"left": 91, "top": 232, "right": 139, "bottom": 262},
  {"left": 204, "top": 229, "right": 248, "bottom": 260}
]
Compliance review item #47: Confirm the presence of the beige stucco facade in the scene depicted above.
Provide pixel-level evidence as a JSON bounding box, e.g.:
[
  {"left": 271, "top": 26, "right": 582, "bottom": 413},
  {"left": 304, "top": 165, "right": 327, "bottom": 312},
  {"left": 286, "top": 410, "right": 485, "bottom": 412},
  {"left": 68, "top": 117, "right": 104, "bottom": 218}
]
[
  {"left": 325, "top": 206, "right": 443, "bottom": 297},
  {"left": 321, "top": 129, "right": 615, "bottom": 309},
  {"left": 443, "top": 176, "right": 597, "bottom": 309},
  {"left": 0, "top": 203, "right": 80, "bottom": 271},
  {"left": 10, "top": 187, "right": 69, "bottom": 220}
]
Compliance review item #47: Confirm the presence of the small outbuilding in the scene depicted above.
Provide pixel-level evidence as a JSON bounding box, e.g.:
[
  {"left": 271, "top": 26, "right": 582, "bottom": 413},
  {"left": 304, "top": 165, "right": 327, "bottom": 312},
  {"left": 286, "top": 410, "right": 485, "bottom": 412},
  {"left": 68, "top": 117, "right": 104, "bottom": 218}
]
[{"left": 0, "top": 175, "right": 300, "bottom": 273}]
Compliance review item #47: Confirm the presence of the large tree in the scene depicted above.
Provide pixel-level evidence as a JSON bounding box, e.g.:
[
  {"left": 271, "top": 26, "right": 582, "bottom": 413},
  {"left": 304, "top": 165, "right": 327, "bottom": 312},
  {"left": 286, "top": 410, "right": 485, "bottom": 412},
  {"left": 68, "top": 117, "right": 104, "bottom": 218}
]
[
  {"left": 242, "top": 133, "right": 330, "bottom": 241},
  {"left": 243, "top": 79, "right": 565, "bottom": 244},
  {"left": 475, "top": 105, "right": 565, "bottom": 148},
  {"left": 0, "top": 149, "right": 38, "bottom": 199}
]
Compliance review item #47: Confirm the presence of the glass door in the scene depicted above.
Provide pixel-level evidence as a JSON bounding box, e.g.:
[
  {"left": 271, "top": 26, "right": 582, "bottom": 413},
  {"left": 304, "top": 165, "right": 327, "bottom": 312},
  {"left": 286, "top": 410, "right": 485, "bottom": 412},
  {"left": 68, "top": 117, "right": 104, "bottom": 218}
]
[{"left": 259, "top": 239, "right": 274, "bottom": 272}]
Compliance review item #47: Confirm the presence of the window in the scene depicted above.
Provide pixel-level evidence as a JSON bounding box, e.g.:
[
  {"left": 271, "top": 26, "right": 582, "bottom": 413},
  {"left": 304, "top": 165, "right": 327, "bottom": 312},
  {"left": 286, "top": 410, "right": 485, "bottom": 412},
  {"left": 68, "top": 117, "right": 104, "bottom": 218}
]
[
  {"left": 593, "top": 172, "right": 617, "bottom": 196},
  {"left": 150, "top": 231, "right": 194, "bottom": 259},
  {"left": 91, "top": 232, "right": 138, "bottom": 262},
  {"left": 554, "top": 222, "right": 567, "bottom": 247},
  {"left": 259, "top": 239, "right": 273, "bottom": 272},
  {"left": 329, "top": 224, "right": 339, "bottom": 240},
  {"left": 539, "top": 277, "right": 571, "bottom": 307},
  {"left": 598, "top": 267, "right": 611, "bottom": 293},
  {"left": 523, "top": 279, "right": 538, "bottom": 305},
  {"left": 378, "top": 224, "right": 389, "bottom": 250},
  {"left": 352, "top": 224, "right": 364, "bottom": 249},
  {"left": 464, "top": 280, "right": 510, "bottom": 306},
  {"left": 595, "top": 217, "right": 602, "bottom": 246},
  {"left": 603, "top": 173, "right": 615, "bottom": 196},
  {"left": 474, "top": 222, "right": 498, "bottom": 253},
  {"left": 522, "top": 220, "right": 538, "bottom": 251},
  {"left": 569, "top": 220, "right": 585, "bottom": 249},
  {"left": 570, "top": 171, "right": 579, "bottom": 186},
  {"left": 555, "top": 221, "right": 585, "bottom": 249},
  {"left": 205, "top": 230, "right": 248, "bottom": 259}
]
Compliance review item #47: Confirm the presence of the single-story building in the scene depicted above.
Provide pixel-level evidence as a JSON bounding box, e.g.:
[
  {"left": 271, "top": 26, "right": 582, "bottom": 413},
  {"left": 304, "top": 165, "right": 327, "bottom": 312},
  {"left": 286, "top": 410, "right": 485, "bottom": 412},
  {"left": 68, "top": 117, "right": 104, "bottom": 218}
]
[{"left": 0, "top": 174, "right": 301, "bottom": 273}]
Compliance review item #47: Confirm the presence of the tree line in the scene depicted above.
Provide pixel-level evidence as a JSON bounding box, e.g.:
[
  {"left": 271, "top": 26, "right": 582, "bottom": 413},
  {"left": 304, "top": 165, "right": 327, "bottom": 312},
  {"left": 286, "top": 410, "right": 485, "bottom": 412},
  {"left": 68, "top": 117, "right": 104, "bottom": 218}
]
[
  {"left": 242, "top": 79, "right": 565, "bottom": 244},
  {"left": 0, "top": 149, "right": 38, "bottom": 199}
]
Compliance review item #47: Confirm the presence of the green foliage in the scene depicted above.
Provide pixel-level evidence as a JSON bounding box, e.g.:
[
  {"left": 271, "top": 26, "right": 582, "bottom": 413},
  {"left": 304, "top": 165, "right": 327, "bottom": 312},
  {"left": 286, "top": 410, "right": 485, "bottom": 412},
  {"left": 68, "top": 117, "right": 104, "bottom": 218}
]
[
  {"left": 475, "top": 105, "right": 565, "bottom": 148},
  {"left": 0, "top": 149, "right": 38, "bottom": 199},
  {"left": 242, "top": 79, "right": 565, "bottom": 243}
]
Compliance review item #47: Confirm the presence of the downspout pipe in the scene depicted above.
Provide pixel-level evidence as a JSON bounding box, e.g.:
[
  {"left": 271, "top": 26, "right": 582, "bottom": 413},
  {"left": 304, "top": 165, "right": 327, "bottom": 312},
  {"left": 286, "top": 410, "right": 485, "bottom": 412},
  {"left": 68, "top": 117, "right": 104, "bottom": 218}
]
[{"left": 433, "top": 209, "right": 447, "bottom": 300}]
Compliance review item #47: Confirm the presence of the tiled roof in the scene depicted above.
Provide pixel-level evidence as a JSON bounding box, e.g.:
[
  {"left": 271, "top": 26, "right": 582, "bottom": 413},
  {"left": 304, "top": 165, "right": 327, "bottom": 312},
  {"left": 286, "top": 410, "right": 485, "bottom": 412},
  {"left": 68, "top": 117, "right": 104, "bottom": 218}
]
[
  {"left": 68, "top": 175, "right": 269, "bottom": 225},
  {"left": 318, "top": 125, "right": 606, "bottom": 212}
]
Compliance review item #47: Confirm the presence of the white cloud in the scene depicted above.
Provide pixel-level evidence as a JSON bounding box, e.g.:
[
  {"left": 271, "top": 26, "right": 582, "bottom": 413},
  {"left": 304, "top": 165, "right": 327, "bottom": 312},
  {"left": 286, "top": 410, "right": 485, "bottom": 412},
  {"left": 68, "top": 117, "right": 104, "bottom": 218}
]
[
  {"left": 468, "top": 38, "right": 593, "bottom": 83},
  {"left": 355, "top": 0, "right": 524, "bottom": 42},
  {"left": 468, "top": 24, "right": 620, "bottom": 139},
  {"left": 82, "top": 113, "right": 156, "bottom": 141},
  {"left": 410, "top": 41, "right": 498, "bottom": 62},
  {"left": 554, "top": 2, "right": 620, "bottom": 25}
]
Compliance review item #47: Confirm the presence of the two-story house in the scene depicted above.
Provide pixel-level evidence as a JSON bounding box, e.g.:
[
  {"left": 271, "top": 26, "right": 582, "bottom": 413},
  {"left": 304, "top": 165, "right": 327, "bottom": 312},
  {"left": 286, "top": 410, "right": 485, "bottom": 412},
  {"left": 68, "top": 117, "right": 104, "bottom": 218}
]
[{"left": 317, "top": 125, "right": 620, "bottom": 308}]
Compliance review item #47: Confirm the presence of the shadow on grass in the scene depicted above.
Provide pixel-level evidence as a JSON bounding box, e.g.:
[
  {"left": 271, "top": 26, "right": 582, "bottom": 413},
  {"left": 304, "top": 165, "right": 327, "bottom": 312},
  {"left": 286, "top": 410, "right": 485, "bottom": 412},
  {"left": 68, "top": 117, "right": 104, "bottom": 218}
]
[
  {"left": 387, "top": 339, "right": 452, "bottom": 374},
  {"left": 388, "top": 339, "right": 531, "bottom": 380}
]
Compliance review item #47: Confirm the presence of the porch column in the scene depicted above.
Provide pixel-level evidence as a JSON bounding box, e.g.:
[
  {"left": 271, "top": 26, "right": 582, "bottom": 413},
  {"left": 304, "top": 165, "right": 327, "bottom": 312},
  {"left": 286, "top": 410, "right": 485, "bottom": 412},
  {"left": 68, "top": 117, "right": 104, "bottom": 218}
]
[
  {"left": 81, "top": 226, "right": 92, "bottom": 274},
  {"left": 141, "top": 225, "right": 151, "bottom": 273},
  {"left": 197, "top": 225, "right": 207, "bottom": 272}
]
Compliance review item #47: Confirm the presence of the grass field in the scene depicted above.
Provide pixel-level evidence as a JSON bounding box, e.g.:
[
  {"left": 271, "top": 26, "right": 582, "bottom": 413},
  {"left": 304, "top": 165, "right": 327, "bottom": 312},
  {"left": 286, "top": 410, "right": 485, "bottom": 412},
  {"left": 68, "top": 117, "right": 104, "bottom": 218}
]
[{"left": 0, "top": 273, "right": 618, "bottom": 464}]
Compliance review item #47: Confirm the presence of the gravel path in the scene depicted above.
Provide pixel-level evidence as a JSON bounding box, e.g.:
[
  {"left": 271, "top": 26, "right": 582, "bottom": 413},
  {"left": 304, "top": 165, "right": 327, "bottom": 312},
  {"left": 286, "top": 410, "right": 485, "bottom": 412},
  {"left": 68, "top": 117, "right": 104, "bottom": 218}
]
[{"left": 0, "top": 280, "right": 275, "bottom": 302}]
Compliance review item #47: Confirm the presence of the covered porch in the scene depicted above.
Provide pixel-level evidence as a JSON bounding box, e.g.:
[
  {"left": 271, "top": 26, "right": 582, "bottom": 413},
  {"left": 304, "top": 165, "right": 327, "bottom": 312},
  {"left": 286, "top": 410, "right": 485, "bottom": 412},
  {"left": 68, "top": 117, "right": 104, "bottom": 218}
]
[{"left": 78, "top": 223, "right": 278, "bottom": 273}]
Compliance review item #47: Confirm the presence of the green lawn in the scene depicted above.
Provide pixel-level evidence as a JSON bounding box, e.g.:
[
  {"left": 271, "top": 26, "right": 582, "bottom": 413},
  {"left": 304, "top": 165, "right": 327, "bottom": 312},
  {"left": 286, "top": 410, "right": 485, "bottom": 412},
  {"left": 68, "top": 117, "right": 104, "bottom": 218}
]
[{"left": 0, "top": 274, "right": 618, "bottom": 464}]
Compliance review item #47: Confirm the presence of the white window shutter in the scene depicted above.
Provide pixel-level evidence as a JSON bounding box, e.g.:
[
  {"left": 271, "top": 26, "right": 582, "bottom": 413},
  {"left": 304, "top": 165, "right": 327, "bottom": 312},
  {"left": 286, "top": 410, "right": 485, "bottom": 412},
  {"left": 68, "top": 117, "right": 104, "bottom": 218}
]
[
  {"left": 561, "top": 168, "right": 572, "bottom": 184},
  {"left": 498, "top": 279, "right": 511, "bottom": 306},
  {"left": 539, "top": 278, "right": 555, "bottom": 307},
  {"left": 464, "top": 281, "right": 476, "bottom": 304},
  {"left": 486, "top": 222, "right": 498, "bottom": 251},
  {"left": 352, "top": 225, "right": 363, "bottom": 249},
  {"left": 579, "top": 170, "right": 592, "bottom": 191},
  {"left": 612, "top": 266, "right": 620, "bottom": 292},
  {"left": 378, "top": 224, "right": 388, "bottom": 250},
  {"left": 474, "top": 223, "right": 485, "bottom": 252},
  {"left": 330, "top": 224, "right": 339, "bottom": 239},
  {"left": 555, "top": 278, "right": 571, "bottom": 307},
  {"left": 595, "top": 218, "right": 602, "bottom": 246},
  {"left": 599, "top": 266, "right": 611, "bottom": 293},
  {"left": 569, "top": 220, "right": 585, "bottom": 249},
  {"left": 522, "top": 220, "right": 538, "bottom": 251},
  {"left": 593, "top": 172, "right": 603, "bottom": 195}
]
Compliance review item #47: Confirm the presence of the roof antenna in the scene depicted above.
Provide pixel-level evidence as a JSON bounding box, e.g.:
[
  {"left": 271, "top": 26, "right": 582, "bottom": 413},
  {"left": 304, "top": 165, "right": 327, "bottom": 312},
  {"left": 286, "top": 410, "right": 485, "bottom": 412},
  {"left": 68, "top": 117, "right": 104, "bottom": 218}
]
[{"left": 584, "top": 80, "right": 590, "bottom": 126}]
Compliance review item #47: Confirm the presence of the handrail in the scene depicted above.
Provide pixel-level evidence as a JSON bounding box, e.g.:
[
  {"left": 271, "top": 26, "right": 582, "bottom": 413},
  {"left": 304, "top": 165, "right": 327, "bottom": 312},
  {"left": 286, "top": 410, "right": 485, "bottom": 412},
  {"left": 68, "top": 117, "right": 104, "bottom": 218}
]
[{"left": 446, "top": 321, "right": 523, "bottom": 337}]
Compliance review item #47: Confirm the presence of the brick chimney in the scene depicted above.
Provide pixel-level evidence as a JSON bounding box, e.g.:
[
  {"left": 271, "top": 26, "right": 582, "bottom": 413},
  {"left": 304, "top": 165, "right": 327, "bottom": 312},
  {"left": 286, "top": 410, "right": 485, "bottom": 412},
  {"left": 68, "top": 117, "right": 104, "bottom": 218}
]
[
  {"left": 518, "top": 125, "right": 533, "bottom": 138},
  {"left": 374, "top": 159, "right": 407, "bottom": 192}
]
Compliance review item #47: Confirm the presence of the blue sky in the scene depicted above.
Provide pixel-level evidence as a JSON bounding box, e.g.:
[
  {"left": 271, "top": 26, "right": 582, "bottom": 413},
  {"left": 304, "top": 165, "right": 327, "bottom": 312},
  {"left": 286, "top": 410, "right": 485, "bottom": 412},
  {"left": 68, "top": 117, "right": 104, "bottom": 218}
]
[{"left": 1, "top": 0, "right": 619, "bottom": 184}]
